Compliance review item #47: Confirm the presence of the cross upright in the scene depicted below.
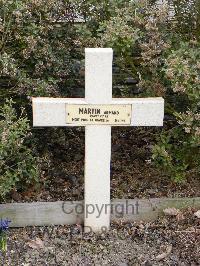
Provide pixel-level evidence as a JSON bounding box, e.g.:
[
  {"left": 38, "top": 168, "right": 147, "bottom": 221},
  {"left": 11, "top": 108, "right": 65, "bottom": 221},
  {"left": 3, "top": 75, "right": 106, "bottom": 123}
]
[{"left": 33, "top": 48, "right": 164, "bottom": 232}]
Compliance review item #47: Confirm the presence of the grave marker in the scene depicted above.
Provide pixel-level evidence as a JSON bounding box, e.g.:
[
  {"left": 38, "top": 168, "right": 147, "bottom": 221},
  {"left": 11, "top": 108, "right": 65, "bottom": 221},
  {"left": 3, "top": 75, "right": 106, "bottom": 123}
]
[{"left": 32, "top": 48, "right": 164, "bottom": 232}]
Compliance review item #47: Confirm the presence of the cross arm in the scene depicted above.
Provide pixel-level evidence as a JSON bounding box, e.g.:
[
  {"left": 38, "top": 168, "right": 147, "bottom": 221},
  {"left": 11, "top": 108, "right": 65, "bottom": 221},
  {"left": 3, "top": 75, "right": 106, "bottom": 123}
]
[
  {"left": 32, "top": 97, "right": 85, "bottom": 127},
  {"left": 32, "top": 97, "right": 164, "bottom": 127},
  {"left": 113, "top": 97, "right": 164, "bottom": 126}
]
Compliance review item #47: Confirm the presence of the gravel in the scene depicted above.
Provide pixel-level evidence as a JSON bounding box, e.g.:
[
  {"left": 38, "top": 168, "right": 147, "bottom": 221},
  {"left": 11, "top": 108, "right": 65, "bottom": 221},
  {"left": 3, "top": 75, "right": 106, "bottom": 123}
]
[{"left": 1, "top": 208, "right": 199, "bottom": 266}]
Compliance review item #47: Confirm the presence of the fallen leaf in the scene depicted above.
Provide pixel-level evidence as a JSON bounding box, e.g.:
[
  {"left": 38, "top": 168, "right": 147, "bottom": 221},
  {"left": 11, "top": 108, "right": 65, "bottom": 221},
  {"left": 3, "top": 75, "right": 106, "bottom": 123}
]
[
  {"left": 27, "top": 237, "right": 44, "bottom": 249},
  {"left": 163, "top": 208, "right": 180, "bottom": 216},
  {"left": 156, "top": 245, "right": 172, "bottom": 261},
  {"left": 176, "top": 212, "right": 185, "bottom": 221},
  {"left": 194, "top": 210, "right": 200, "bottom": 218}
]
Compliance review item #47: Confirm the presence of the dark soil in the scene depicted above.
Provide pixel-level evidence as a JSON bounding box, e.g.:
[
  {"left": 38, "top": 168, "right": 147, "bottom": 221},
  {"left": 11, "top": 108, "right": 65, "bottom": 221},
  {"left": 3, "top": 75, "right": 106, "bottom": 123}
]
[
  {"left": 4, "top": 126, "right": 200, "bottom": 203},
  {"left": 1, "top": 208, "right": 199, "bottom": 265}
]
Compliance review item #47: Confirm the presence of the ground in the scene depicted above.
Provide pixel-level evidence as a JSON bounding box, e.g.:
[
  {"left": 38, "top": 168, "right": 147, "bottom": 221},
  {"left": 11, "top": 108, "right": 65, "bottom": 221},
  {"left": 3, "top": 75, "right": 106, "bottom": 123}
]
[{"left": 1, "top": 208, "right": 199, "bottom": 265}]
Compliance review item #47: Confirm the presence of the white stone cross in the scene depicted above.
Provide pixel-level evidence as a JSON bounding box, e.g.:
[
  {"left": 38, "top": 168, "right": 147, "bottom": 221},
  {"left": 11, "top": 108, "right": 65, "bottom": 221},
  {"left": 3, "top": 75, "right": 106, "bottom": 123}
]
[{"left": 32, "top": 48, "right": 164, "bottom": 232}]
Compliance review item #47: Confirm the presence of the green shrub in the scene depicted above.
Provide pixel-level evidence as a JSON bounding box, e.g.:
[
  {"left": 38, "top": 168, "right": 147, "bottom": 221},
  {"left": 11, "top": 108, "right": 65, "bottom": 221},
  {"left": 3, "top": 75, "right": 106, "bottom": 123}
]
[
  {"left": 153, "top": 41, "right": 200, "bottom": 182},
  {"left": 0, "top": 0, "right": 78, "bottom": 100},
  {"left": 0, "top": 0, "right": 199, "bottom": 184},
  {"left": 0, "top": 99, "right": 39, "bottom": 198},
  {"left": 77, "top": 1, "right": 200, "bottom": 182}
]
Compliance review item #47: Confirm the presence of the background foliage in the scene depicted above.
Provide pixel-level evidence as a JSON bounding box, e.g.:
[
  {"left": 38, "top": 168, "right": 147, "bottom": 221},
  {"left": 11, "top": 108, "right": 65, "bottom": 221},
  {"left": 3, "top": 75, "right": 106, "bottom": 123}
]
[
  {"left": 0, "top": 100, "right": 38, "bottom": 198},
  {"left": 0, "top": 0, "right": 199, "bottom": 197}
]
